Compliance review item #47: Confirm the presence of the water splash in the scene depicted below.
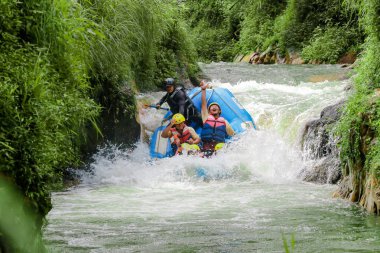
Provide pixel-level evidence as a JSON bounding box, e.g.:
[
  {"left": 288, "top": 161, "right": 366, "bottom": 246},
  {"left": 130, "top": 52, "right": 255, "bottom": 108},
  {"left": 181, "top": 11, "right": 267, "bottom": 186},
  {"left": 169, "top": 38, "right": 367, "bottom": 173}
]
[
  {"left": 82, "top": 127, "right": 301, "bottom": 188},
  {"left": 85, "top": 76, "right": 348, "bottom": 186},
  {"left": 45, "top": 65, "right": 380, "bottom": 253}
]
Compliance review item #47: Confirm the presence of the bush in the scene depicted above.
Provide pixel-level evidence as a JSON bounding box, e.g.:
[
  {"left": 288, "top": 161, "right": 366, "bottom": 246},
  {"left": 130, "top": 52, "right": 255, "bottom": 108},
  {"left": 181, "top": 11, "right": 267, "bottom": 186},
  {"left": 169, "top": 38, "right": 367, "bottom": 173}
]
[
  {"left": 0, "top": 42, "right": 99, "bottom": 224},
  {"left": 0, "top": 0, "right": 99, "bottom": 228},
  {"left": 237, "top": 0, "right": 286, "bottom": 53},
  {"left": 301, "top": 26, "right": 358, "bottom": 63},
  {"left": 337, "top": 0, "right": 380, "bottom": 180},
  {"left": 183, "top": 0, "right": 239, "bottom": 62},
  {"left": 274, "top": 0, "right": 362, "bottom": 52}
]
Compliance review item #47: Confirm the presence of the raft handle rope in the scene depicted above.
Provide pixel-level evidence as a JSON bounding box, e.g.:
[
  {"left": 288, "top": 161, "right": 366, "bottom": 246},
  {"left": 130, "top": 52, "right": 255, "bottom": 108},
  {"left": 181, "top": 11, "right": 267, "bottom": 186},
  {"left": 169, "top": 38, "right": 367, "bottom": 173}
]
[
  {"left": 188, "top": 86, "right": 256, "bottom": 129},
  {"left": 210, "top": 88, "right": 257, "bottom": 130}
]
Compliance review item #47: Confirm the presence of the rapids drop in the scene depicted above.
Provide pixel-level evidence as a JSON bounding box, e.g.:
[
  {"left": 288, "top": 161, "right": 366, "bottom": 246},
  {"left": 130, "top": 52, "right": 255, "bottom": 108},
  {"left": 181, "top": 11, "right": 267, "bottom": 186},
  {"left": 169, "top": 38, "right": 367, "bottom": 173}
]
[{"left": 44, "top": 63, "right": 380, "bottom": 252}]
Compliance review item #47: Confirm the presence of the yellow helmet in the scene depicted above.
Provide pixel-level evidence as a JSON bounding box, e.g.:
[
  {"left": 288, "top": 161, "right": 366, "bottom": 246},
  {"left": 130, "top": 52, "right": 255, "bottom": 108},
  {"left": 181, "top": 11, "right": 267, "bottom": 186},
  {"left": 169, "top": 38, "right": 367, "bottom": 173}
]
[
  {"left": 214, "top": 143, "right": 224, "bottom": 151},
  {"left": 172, "top": 113, "right": 185, "bottom": 124}
]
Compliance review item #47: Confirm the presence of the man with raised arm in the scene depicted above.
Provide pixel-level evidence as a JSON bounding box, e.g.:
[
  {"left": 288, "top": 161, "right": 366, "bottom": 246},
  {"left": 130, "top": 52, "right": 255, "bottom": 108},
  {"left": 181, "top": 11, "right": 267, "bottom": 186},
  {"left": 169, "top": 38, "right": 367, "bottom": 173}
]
[{"left": 199, "top": 81, "right": 234, "bottom": 156}]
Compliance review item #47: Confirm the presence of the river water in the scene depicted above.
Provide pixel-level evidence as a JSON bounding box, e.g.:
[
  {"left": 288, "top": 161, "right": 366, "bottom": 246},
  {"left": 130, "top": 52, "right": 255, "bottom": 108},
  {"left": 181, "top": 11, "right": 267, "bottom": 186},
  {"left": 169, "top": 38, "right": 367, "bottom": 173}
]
[{"left": 44, "top": 63, "right": 380, "bottom": 252}]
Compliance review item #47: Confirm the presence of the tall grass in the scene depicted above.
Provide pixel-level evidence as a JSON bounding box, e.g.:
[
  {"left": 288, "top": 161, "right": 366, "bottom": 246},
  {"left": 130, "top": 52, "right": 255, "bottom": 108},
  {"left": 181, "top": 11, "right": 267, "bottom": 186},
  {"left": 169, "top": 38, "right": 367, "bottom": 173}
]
[
  {"left": 86, "top": 0, "right": 197, "bottom": 90},
  {"left": 1, "top": 2, "right": 198, "bottom": 246},
  {"left": 237, "top": 0, "right": 286, "bottom": 54},
  {"left": 182, "top": 0, "right": 240, "bottom": 62},
  {"left": 183, "top": 0, "right": 363, "bottom": 62},
  {"left": 336, "top": 0, "right": 380, "bottom": 181}
]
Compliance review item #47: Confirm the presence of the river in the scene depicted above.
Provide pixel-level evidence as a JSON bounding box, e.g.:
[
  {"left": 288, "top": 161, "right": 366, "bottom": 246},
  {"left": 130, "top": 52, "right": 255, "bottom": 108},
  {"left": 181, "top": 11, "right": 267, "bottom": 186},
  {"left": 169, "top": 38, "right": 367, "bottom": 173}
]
[{"left": 44, "top": 63, "right": 380, "bottom": 252}]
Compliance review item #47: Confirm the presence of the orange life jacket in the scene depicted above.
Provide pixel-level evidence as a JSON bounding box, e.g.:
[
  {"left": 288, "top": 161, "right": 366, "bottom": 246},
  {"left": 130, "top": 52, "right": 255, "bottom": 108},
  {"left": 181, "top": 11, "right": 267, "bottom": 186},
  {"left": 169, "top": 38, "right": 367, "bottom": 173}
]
[{"left": 171, "top": 126, "right": 191, "bottom": 144}]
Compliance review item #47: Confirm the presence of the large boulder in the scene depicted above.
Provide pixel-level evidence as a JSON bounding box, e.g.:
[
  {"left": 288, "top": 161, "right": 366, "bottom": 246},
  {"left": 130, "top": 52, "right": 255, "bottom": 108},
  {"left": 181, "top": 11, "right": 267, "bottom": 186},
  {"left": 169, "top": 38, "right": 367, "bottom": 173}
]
[{"left": 298, "top": 101, "right": 346, "bottom": 184}]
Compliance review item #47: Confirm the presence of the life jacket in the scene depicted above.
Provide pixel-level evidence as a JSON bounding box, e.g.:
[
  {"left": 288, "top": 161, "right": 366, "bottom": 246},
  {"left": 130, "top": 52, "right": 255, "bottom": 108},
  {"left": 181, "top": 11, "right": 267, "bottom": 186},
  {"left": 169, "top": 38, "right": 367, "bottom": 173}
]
[
  {"left": 166, "top": 87, "right": 198, "bottom": 120},
  {"left": 201, "top": 115, "right": 227, "bottom": 143},
  {"left": 171, "top": 126, "right": 191, "bottom": 144}
]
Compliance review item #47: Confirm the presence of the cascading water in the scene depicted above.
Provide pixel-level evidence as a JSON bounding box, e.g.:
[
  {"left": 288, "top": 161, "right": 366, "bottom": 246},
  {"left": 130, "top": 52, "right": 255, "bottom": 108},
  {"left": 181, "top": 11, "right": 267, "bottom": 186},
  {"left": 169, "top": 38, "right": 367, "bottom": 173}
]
[{"left": 44, "top": 63, "right": 380, "bottom": 252}]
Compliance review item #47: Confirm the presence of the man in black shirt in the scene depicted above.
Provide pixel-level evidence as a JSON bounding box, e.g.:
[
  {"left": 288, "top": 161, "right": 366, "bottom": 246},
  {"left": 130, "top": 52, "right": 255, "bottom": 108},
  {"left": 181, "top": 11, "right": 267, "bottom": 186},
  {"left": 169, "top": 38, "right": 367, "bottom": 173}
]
[{"left": 156, "top": 78, "right": 201, "bottom": 127}]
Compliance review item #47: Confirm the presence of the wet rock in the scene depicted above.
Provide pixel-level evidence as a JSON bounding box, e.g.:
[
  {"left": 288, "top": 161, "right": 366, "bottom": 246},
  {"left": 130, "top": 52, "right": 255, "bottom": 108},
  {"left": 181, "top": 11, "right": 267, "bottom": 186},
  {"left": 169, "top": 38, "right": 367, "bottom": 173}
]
[
  {"left": 249, "top": 52, "right": 260, "bottom": 64},
  {"left": 307, "top": 72, "right": 349, "bottom": 83},
  {"left": 359, "top": 176, "right": 380, "bottom": 215},
  {"left": 299, "top": 101, "right": 346, "bottom": 184},
  {"left": 288, "top": 52, "right": 304, "bottom": 64},
  {"left": 333, "top": 176, "right": 351, "bottom": 198},
  {"left": 234, "top": 54, "right": 244, "bottom": 62},
  {"left": 338, "top": 52, "right": 357, "bottom": 64},
  {"left": 300, "top": 157, "right": 342, "bottom": 184},
  {"left": 241, "top": 52, "right": 256, "bottom": 63}
]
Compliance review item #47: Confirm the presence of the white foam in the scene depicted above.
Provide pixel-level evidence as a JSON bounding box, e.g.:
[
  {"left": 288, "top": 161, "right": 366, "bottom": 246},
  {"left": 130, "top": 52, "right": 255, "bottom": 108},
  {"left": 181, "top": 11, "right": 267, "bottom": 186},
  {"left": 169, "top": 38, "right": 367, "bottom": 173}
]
[{"left": 83, "top": 77, "right": 348, "bottom": 187}]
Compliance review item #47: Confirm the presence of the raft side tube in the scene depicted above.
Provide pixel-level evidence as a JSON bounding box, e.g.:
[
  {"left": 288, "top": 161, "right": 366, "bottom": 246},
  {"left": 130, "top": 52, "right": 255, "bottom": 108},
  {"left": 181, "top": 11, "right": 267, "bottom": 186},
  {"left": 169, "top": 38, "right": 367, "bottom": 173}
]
[
  {"left": 149, "top": 126, "right": 173, "bottom": 158},
  {"left": 189, "top": 87, "right": 255, "bottom": 133}
]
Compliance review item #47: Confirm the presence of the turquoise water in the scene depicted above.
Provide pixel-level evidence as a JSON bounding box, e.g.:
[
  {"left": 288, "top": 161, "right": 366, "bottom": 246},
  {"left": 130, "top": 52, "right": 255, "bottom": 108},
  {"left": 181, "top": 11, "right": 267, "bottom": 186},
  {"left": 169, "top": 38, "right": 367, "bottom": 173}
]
[{"left": 44, "top": 64, "right": 380, "bottom": 252}]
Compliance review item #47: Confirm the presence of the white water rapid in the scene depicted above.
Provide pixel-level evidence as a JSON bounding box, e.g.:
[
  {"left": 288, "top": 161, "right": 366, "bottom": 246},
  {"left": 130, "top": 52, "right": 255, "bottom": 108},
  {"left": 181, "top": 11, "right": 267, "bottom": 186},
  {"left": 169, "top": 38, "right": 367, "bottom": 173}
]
[{"left": 44, "top": 63, "right": 380, "bottom": 253}]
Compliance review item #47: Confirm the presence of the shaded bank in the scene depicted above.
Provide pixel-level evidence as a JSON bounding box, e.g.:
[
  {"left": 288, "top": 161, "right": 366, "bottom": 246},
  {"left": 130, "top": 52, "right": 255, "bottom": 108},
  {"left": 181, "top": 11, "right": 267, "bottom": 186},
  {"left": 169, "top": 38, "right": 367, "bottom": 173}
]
[
  {"left": 0, "top": 0, "right": 199, "bottom": 250},
  {"left": 333, "top": 0, "right": 380, "bottom": 215}
]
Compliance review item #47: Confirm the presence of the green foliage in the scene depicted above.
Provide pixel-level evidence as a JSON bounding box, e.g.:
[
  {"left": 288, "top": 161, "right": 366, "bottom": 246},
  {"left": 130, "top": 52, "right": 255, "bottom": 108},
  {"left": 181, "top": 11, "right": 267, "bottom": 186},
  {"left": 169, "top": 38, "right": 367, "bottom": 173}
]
[
  {"left": 336, "top": 0, "right": 380, "bottom": 179},
  {"left": 274, "top": 0, "right": 355, "bottom": 51},
  {"left": 191, "top": 20, "right": 237, "bottom": 62},
  {"left": 182, "top": 0, "right": 240, "bottom": 62},
  {"left": 154, "top": 18, "right": 199, "bottom": 86},
  {"left": 237, "top": 0, "right": 286, "bottom": 53},
  {"left": 301, "top": 26, "right": 359, "bottom": 63},
  {"left": 1, "top": 0, "right": 199, "bottom": 235},
  {"left": 282, "top": 233, "right": 296, "bottom": 253},
  {"left": 336, "top": 83, "right": 380, "bottom": 178},
  {"left": 183, "top": 0, "right": 363, "bottom": 62},
  {"left": 0, "top": 42, "right": 99, "bottom": 220},
  {"left": 0, "top": 0, "right": 99, "bottom": 227},
  {"left": 0, "top": 178, "right": 46, "bottom": 252},
  {"left": 85, "top": 0, "right": 198, "bottom": 91}
]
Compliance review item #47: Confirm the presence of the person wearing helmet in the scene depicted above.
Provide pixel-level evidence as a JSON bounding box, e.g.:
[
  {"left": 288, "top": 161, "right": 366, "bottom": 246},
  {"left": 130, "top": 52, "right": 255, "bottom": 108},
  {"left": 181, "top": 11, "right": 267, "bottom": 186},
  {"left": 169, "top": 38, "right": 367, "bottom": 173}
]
[
  {"left": 199, "top": 81, "right": 234, "bottom": 156},
  {"left": 155, "top": 77, "right": 201, "bottom": 127},
  {"left": 161, "top": 113, "right": 201, "bottom": 155}
]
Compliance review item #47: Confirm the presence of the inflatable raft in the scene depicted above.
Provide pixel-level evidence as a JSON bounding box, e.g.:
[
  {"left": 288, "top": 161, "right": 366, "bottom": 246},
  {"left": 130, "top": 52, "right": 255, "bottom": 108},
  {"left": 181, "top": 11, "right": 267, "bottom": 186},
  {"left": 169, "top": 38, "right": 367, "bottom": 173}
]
[{"left": 149, "top": 87, "right": 256, "bottom": 158}]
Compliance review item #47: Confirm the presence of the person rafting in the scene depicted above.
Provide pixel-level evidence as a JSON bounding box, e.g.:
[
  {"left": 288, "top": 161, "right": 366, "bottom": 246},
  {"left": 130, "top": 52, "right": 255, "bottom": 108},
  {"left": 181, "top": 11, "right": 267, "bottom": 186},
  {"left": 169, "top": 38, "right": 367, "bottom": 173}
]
[
  {"left": 161, "top": 113, "right": 201, "bottom": 155},
  {"left": 155, "top": 77, "right": 202, "bottom": 128},
  {"left": 199, "top": 81, "right": 235, "bottom": 156}
]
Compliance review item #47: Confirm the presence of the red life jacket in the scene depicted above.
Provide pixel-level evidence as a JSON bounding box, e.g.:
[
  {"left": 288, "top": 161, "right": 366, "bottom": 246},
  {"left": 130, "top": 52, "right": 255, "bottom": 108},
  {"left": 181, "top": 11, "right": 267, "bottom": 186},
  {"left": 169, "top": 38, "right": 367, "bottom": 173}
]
[{"left": 171, "top": 126, "right": 191, "bottom": 144}]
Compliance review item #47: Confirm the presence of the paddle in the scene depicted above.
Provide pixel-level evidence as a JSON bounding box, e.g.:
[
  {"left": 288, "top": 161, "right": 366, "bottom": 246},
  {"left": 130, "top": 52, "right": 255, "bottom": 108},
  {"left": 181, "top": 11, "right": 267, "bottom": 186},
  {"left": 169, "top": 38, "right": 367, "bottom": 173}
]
[{"left": 144, "top": 104, "right": 170, "bottom": 111}]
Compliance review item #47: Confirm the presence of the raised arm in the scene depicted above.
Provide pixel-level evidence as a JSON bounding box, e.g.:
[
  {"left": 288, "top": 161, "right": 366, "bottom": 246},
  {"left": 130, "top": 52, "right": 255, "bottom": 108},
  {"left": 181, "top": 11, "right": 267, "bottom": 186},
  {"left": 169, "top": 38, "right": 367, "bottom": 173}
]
[{"left": 161, "top": 118, "right": 175, "bottom": 138}]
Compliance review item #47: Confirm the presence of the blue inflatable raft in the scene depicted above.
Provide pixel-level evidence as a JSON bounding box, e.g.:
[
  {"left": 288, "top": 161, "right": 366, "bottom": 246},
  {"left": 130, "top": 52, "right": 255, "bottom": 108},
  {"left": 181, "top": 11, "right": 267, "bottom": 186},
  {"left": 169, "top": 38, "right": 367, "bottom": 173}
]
[{"left": 149, "top": 87, "right": 256, "bottom": 158}]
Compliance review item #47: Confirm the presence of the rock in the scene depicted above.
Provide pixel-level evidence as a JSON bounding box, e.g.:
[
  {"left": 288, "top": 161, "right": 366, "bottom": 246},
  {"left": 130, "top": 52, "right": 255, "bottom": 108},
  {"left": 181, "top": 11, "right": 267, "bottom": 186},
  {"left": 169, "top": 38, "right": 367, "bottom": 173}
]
[
  {"left": 249, "top": 52, "right": 260, "bottom": 64},
  {"left": 359, "top": 176, "right": 380, "bottom": 214},
  {"left": 333, "top": 176, "right": 351, "bottom": 198},
  {"left": 338, "top": 52, "right": 357, "bottom": 64},
  {"left": 234, "top": 54, "right": 244, "bottom": 62},
  {"left": 276, "top": 51, "right": 287, "bottom": 64},
  {"left": 307, "top": 72, "right": 349, "bottom": 83},
  {"left": 241, "top": 52, "right": 256, "bottom": 63},
  {"left": 289, "top": 52, "right": 304, "bottom": 64},
  {"left": 299, "top": 101, "right": 346, "bottom": 184},
  {"left": 299, "top": 156, "right": 342, "bottom": 184},
  {"left": 375, "top": 88, "right": 380, "bottom": 97},
  {"left": 263, "top": 54, "right": 272, "bottom": 64}
]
